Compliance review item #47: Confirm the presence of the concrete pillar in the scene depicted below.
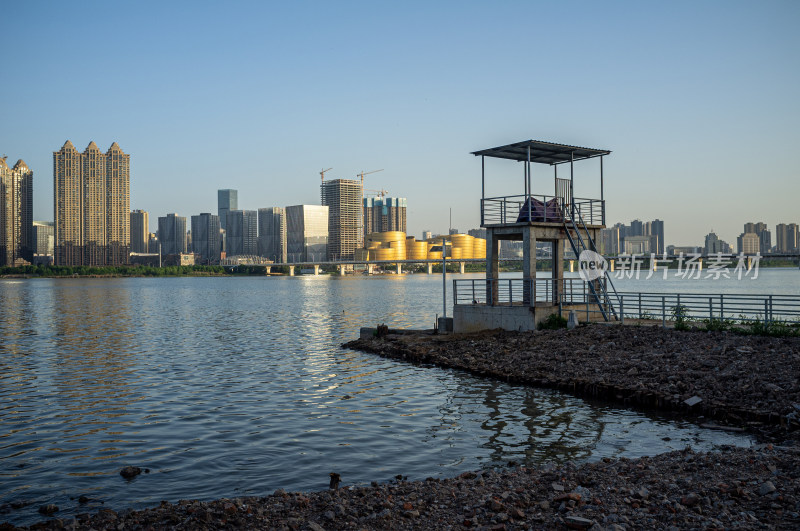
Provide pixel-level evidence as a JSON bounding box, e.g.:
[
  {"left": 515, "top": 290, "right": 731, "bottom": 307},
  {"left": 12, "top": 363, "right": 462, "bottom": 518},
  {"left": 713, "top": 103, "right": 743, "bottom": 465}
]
[
  {"left": 522, "top": 226, "right": 537, "bottom": 305},
  {"left": 313, "top": 264, "right": 320, "bottom": 275},
  {"left": 459, "top": 261, "right": 465, "bottom": 274},
  {"left": 610, "top": 259, "right": 615, "bottom": 272},
  {"left": 339, "top": 264, "right": 345, "bottom": 276},
  {"left": 569, "top": 260, "right": 574, "bottom": 273},
  {"left": 265, "top": 266, "right": 271, "bottom": 274},
  {"left": 698, "top": 258, "right": 703, "bottom": 271},
  {"left": 367, "top": 264, "right": 374, "bottom": 275},
  {"left": 289, "top": 265, "right": 295, "bottom": 276},
  {"left": 486, "top": 228, "right": 500, "bottom": 305},
  {"left": 553, "top": 239, "right": 565, "bottom": 304},
  {"left": 396, "top": 263, "right": 402, "bottom": 275},
  {"left": 426, "top": 263, "right": 433, "bottom": 274}
]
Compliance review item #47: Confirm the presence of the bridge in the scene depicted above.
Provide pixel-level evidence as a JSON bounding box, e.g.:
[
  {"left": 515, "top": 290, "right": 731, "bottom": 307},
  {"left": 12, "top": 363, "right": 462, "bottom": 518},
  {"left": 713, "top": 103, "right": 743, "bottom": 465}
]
[{"left": 222, "top": 252, "right": 800, "bottom": 276}]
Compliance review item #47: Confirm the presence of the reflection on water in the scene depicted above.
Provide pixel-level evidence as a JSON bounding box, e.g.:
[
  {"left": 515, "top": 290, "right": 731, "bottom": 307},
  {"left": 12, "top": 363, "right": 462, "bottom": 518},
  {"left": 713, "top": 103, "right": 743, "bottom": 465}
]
[{"left": 0, "top": 275, "right": 753, "bottom": 525}]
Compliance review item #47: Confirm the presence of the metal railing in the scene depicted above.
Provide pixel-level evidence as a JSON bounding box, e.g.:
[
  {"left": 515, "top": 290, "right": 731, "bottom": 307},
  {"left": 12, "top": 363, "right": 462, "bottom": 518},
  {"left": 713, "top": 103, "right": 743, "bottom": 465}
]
[
  {"left": 454, "top": 280, "right": 800, "bottom": 325},
  {"left": 453, "top": 278, "right": 605, "bottom": 306},
  {"left": 480, "top": 194, "right": 605, "bottom": 226},
  {"left": 616, "top": 292, "right": 800, "bottom": 325}
]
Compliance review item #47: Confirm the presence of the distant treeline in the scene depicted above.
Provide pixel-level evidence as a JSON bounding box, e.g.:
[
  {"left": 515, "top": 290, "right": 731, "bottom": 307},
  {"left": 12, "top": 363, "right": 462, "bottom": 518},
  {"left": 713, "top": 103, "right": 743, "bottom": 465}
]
[{"left": 0, "top": 264, "right": 274, "bottom": 277}]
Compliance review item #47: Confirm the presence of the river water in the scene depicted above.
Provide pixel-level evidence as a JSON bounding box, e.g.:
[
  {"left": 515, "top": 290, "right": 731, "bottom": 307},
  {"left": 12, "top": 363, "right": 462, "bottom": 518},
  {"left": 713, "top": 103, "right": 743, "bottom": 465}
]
[{"left": 0, "top": 273, "right": 763, "bottom": 525}]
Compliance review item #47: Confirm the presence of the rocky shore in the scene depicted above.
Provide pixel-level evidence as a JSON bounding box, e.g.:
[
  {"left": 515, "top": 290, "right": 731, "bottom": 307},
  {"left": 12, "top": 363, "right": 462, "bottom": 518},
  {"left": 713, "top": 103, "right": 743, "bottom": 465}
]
[
  {"left": 6, "top": 324, "right": 800, "bottom": 530},
  {"left": 345, "top": 325, "right": 800, "bottom": 434},
  {"left": 5, "top": 445, "right": 799, "bottom": 530}
]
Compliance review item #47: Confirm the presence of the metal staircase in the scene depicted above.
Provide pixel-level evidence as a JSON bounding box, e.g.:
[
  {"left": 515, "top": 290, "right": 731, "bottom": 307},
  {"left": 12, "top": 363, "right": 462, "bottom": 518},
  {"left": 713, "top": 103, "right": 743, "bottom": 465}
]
[{"left": 563, "top": 204, "right": 621, "bottom": 321}]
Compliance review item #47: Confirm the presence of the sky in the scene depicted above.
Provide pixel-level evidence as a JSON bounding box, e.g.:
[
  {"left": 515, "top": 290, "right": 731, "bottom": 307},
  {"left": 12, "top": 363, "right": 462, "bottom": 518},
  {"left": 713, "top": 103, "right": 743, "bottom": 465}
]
[{"left": 1, "top": 1, "right": 798, "bottom": 248}]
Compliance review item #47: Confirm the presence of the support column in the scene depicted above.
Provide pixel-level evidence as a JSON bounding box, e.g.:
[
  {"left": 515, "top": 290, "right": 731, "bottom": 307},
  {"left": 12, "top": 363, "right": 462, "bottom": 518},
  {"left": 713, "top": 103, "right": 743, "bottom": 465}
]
[
  {"left": 522, "top": 226, "right": 537, "bottom": 306},
  {"left": 396, "top": 263, "right": 402, "bottom": 275},
  {"left": 459, "top": 261, "right": 465, "bottom": 274},
  {"left": 426, "top": 262, "right": 433, "bottom": 274},
  {"left": 367, "top": 264, "right": 374, "bottom": 275},
  {"left": 313, "top": 264, "right": 319, "bottom": 275},
  {"left": 265, "top": 266, "right": 271, "bottom": 274},
  {"left": 569, "top": 260, "right": 574, "bottom": 273},
  {"left": 339, "top": 264, "right": 345, "bottom": 276},
  {"left": 553, "top": 239, "right": 565, "bottom": 304},
  {"left": 289, "top": 265, "right": 295, "bottom": 276},
  {"left": 610, "top": 259, "right": 615, "bottom": 272},
  {"left": 486, "top": 228, "right": 500, "bottom": 305}
]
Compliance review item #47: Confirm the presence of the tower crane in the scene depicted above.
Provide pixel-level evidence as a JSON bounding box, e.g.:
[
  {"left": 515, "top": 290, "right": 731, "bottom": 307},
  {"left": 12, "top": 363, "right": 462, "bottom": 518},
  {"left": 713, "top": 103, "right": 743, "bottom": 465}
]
[
  {"left": 364, "top": 188, "right": 389, "bottom": 198},
  {"left": 357, "top": 168, "right": 383, "bottom": 185},
  {"left": 320, "top": 167, "right": 333, "bottom": 182}
]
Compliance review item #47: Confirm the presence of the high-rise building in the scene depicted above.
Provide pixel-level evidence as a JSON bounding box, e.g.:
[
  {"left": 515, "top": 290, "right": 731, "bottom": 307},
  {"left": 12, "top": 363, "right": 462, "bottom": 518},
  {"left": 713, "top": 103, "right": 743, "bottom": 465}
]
[
  {"left": 649, "top": 219, "right": 665, "bottom": 255},
  {"left": 158, "top": 213, "right": 187, "bottom": 256},
  {"left": 321, "top": 179, "right": 362, "bottom": 261},
  {"left": 776, "top": 223, "right": 799, "bottom": 253},
  {"left": 738, "top": 233, "right": 760, "bottom": 254},
  {"left": 629, "top": 219, "right": 644, "bottom": 237},
  {"left": 226, "top": 209, "right": 258, "bottom": 256},
  {"left": 258, "top": 207, "right": 287, "bottom": 263},
  {"left": 363, "top": 196, "right": 407, "bottom": 240},
  {"left": 53, "top": 140, "right": 130, "bottom": 266},
  {"left": 422, "top": 230, "right": 433, "bottom": 241},
  {"left": 704, "top": 231, "right": 732, "bottom": 254},
  {"left": 33, "top": 221, "right": 54, "bottom": 256},
  {"left": 286, "top": 205, "right": 328, "bottom": 262},
  {"left": 218, "top": 189, "right": 238, "bottom": 231},
  {"left": 0, "top": 157, "right": 34, "bottom": 265},
  {"left": 130, "top": 210, "right": 149, "bottom": 253},
  {"left": 191, "top": 213, "right": 221, "bottom": 264}
]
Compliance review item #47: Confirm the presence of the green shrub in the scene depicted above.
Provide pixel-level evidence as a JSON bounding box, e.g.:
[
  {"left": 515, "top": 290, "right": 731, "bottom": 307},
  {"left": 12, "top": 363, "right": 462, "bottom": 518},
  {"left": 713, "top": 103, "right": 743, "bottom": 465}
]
[{"left": 538, "top": 313, "right": 568, "bottom": 330}]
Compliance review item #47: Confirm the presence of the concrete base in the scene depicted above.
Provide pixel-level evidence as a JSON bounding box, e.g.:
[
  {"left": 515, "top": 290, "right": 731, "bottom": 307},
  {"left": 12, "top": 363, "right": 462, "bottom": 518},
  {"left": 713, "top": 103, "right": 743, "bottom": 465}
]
[{"left": 453, "top": 303, "right": 561, "bottom": 333}]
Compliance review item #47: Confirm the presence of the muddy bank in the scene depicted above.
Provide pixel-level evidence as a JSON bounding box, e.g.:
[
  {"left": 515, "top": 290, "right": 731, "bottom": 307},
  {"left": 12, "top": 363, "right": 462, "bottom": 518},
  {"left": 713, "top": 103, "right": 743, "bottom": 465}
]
[
  {"left": 5, "top": 445, "right": 800, "bottom": 530},
  {"left": 345, "top": 325, "right": 800, "bottom": 434}
]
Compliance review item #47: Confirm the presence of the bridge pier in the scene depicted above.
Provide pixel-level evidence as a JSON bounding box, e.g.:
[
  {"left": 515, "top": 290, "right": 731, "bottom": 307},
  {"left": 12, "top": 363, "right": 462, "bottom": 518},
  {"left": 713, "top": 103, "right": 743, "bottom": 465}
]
[
  {"left": 289, "top": 265, "right": 295, "bottom": 276},
  {"left": 698, "top": 258, "right": 703, "bottom": 272},
  {"left": 396, "top": 263, "right": 402, "bottom": 275},
  {"left": 367, "top": 264, "right": 374, "bottom": 275},
  {"left": 426, "top": 263, "right": 433, "bottom": 274},
  {"left": 459, "top": 261, "right": 465, "bottom": 274},
  {"left": 569, "top": 260, "right": 574, "bottom": 273},
  {"left": 313, "top": 264, "right": 320, "bottom": 276},
  {"left": 265, "top": 266, "right": 271, "bottom": 274},
  {"left": 610, "top": 259, "right": 615, "bottom": 272},
  {"left": 339, "top": 264, "right": 345, "bottom": 276}
]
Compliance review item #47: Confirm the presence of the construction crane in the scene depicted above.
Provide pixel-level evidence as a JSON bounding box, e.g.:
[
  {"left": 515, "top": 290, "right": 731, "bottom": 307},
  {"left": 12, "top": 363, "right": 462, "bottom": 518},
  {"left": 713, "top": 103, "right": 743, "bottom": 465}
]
[
  {"left": 320, "top": 167, "right": 333, "bottom": 182},
  {"left": 357, "top": 168, "right": 383, "bottom": 185},
  {"left": 365, "top": 188, "right": 389, "bottom": 198}
]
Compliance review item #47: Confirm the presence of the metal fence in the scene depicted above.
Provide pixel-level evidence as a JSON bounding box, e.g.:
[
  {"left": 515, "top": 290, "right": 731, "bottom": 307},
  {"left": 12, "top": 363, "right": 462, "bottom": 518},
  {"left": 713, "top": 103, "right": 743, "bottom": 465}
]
[
  {"left": 453, "top": 279, "right": 800, "bottom": 325},
  {"left": 480, "top": 194, "right": 604, "bottom": 226},
  {"left": 453, "top": 278, "right": 610, "bottom": 306},
  {"left": 617, "top": 292, "right": 800, "bottom": 325}
]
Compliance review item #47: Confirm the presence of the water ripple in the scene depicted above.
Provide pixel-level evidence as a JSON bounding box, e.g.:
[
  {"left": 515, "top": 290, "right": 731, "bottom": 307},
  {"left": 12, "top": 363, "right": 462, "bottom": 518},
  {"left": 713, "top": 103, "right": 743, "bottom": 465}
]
[{"left": 0, "top": 275, "right": 757, "bottom": 526}]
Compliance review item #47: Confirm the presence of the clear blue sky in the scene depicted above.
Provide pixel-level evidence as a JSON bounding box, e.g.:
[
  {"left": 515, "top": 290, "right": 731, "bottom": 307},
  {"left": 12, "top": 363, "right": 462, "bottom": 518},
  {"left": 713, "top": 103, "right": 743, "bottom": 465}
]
[{"left": 2, "top": 1, "right": 798, "bottom": 248}]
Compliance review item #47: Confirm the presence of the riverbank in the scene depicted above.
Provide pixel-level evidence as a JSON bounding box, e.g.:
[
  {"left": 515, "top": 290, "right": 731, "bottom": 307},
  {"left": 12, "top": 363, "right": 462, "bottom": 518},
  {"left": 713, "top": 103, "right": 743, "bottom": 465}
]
[
  {"left": 6, "top": 325, "right": 800, "bottom": 529},
  {"left": 5, "top": 445, "right": 798, "bottom": 530},
  {"left": 345, "top": 325, "right": 800, "bottom": 436}
]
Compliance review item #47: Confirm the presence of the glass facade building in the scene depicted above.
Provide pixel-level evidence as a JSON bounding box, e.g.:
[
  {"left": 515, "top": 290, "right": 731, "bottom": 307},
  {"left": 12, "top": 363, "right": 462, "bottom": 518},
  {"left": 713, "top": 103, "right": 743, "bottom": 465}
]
[
  {"left": 258, "top": 207, "right": 287, "bottom": 263},
  {"left": 286, "top": 205, "right": 328, "bottom": 262}
]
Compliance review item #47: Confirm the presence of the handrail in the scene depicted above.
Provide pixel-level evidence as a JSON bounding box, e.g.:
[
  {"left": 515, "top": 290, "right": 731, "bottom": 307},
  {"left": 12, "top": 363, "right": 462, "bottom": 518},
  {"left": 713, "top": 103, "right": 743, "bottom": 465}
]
[{"left": 453, "top": 279, "right": 800, "bottom": 324}]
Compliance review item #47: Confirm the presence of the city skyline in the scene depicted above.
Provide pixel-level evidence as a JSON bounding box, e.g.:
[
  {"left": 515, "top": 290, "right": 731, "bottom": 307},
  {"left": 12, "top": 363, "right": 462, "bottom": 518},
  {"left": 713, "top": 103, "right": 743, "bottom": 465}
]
[{"left": 1, "top": 2, "right": 798, "bottom": 247}]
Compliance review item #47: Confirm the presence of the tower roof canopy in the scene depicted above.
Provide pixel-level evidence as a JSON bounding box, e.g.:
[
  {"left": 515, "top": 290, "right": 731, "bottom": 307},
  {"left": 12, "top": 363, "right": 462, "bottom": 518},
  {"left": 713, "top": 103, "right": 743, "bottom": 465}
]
[
  {"left": 13, "top": 159, "right": 28, "bottom": 170},
  {"left": 62, "top": 140, "right": 75, "bottom": 150},
  {"left": 108, "top": 142, "right": 121, "bottom": 151},
  {"left": 86, "top": 141, "right": 100, "bottom": 151},
  {"left": 472, "top": 140, "right": 610, "bottom": 166}
]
